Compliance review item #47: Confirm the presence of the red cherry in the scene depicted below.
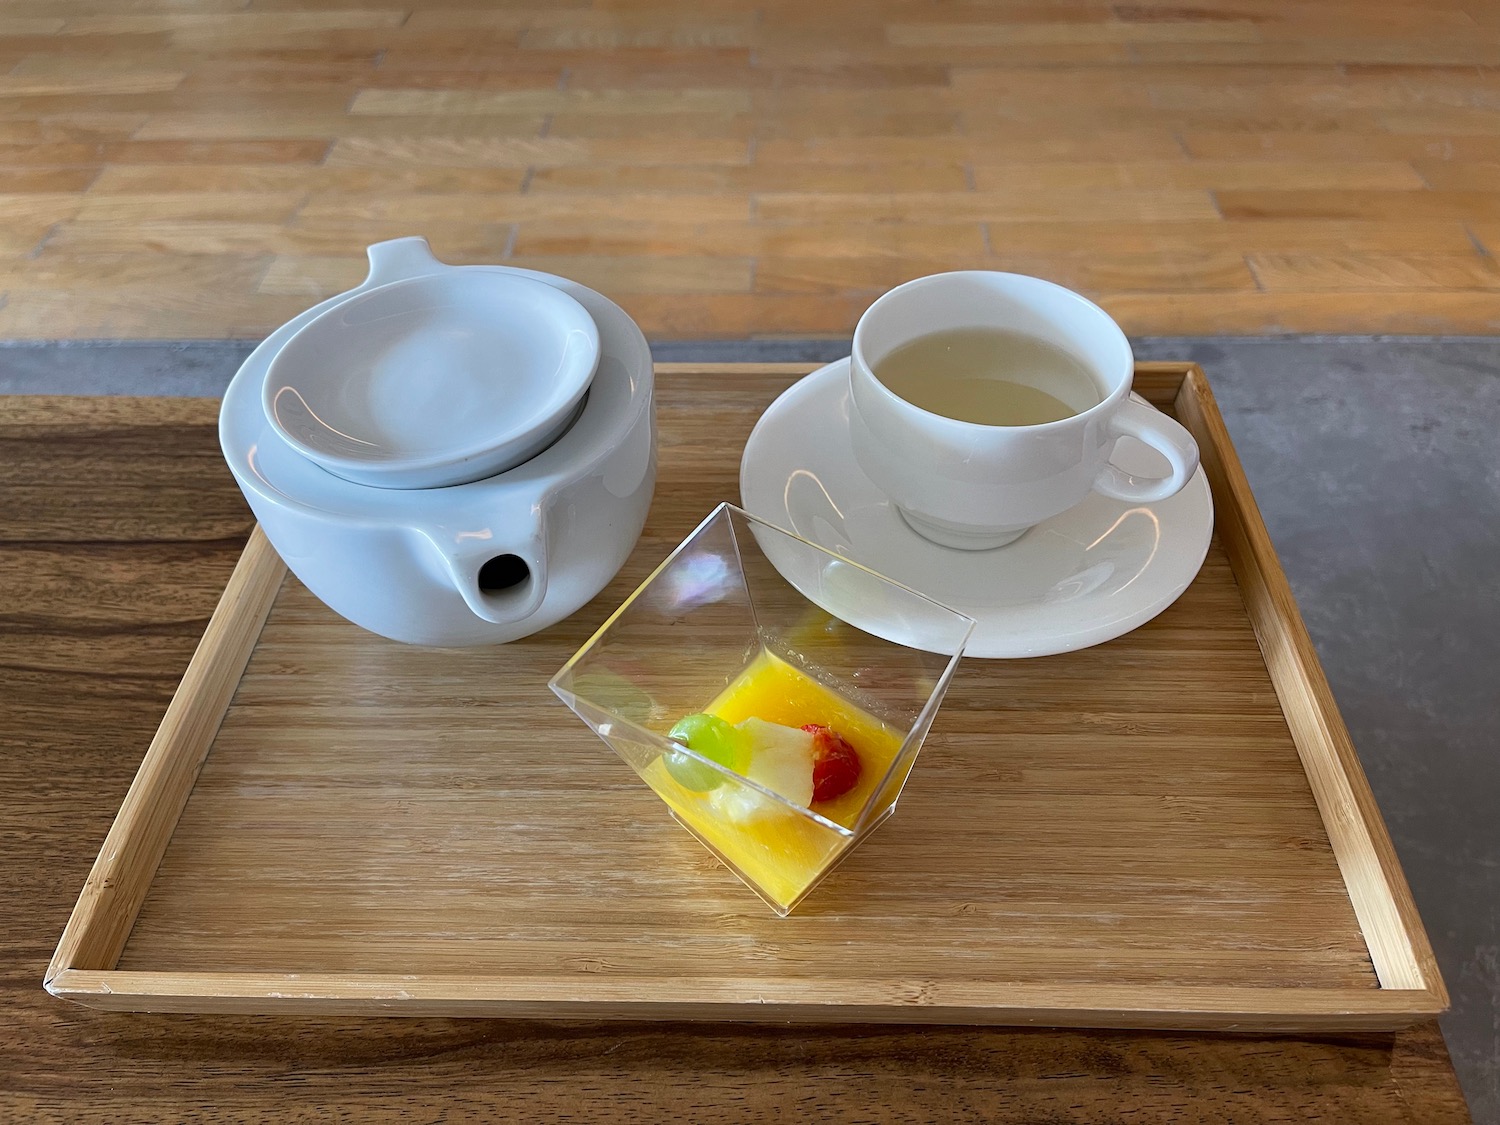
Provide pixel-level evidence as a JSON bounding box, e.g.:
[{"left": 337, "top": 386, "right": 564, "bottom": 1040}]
[{"left": 802, "top": 724, "right": 862, "bottom": 803}]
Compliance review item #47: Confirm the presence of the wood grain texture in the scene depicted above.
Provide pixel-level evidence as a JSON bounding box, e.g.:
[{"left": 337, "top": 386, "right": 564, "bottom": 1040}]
[
  {"left": 0, "top": 386, "right": 1471, "bottom": 1122},
  {"left": 1172, "top": 368, "right": 1441, "bottom": 1001},
  {"left": 47, "top": 528, "right": 283, "bottom": 979},
  {"left": 3, "top": 1, "right": 1500, "bottom": 337},
  {"left": 43, "top": 365, "right": 1441, "bottom": 1034}
]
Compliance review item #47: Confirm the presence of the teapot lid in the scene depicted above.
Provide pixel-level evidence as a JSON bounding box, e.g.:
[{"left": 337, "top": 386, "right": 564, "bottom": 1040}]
[{"left": 263, "top": 270, "right": 600, "bottom": 490}]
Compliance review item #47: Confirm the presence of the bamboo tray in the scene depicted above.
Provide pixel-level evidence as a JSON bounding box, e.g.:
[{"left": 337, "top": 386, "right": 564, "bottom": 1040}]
[{"left": 48, "top": 362, "right": 1446, "bottom": 1031}]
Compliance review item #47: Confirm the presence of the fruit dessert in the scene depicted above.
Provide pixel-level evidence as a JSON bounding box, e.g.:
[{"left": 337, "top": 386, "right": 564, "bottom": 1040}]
[{"left": 641, "top": 649, "right": 905, "bottom": 911}]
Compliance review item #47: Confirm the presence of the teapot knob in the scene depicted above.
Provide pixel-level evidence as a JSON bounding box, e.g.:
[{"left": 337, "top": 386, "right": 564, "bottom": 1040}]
[{"left": 364, "top": 237, "right": 446, "bottom": 288}]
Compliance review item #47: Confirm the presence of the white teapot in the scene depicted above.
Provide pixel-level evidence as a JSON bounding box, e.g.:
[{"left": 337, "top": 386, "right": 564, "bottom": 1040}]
[{"left": 219, "top": 238, "right": 656, "bottom": 646}]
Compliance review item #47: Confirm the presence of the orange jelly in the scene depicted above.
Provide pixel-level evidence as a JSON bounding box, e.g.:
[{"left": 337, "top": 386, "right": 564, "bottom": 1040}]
[{"left": 642, "top": 650, "right": 905, "bottom": 911}]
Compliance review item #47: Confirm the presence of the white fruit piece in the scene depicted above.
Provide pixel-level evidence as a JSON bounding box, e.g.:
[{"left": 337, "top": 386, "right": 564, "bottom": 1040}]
[{"left": 707, "top": 718, "right": 814, "bottom": 823}]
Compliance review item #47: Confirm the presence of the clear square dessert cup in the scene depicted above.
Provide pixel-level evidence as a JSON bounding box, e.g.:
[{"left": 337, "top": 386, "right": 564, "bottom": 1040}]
[{"left": 549, "top": 503, "right": 974, "bottom": 916}]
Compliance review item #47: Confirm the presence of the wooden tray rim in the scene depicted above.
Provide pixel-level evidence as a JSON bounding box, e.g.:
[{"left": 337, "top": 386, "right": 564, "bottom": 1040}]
[{"left": 46, "top": 362, "right": 1448, "bottom": 1030}]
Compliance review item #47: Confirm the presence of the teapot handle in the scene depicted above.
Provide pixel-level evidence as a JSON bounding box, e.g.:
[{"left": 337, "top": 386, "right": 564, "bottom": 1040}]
[
  {"left": 425, "top": 524, "right": 550, "bottom": 627},
  {"left": 364, "top": 237, "right": 446, "bottom": 288}
]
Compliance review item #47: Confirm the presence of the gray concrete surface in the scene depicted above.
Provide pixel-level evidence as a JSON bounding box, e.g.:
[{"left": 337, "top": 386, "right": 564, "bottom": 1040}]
[
  {"left": 3, "top": 335, "right": 1496, "bottom": 1122},
  {"left": 1133, "top": 338, "right": 1499, "bottom": 1125}
]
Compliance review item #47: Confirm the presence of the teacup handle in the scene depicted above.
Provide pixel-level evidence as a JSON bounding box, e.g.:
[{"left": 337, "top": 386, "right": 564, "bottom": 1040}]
[{"left": 1093, "top": 399, "right": 1200, "bottom": 504}]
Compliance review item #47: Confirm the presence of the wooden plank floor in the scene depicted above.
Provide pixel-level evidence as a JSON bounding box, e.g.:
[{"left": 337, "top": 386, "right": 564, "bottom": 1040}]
[{"left": 2, "top": 0, "right": 1500, "bottom": 339}]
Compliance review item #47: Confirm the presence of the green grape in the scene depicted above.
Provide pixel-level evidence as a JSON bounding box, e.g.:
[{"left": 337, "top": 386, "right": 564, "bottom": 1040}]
[{"left": 665, "top": 713, "right": 747, "bottom": 792}]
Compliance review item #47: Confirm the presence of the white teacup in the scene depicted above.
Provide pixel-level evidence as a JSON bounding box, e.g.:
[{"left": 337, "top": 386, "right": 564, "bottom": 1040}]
[{"left": 849, "top": 271, "right": 1200, "bottom": 550}]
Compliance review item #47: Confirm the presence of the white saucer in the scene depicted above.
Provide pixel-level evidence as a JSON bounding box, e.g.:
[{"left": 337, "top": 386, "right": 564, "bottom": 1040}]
[
  {"left": 222, "top": 265, "right": 651, "bottom": 534},
  {"left": 738, "top": 359, "right": 1214, "bottom": 658},
  {"left": 263, "top": 271, "right": 600, "bottom": 490}
]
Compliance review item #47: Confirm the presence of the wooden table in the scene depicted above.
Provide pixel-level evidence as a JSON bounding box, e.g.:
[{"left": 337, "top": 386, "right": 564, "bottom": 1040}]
[
  {"left": 4, "top": 1, "right": 1500, "bottom": 340},
  {"left": 0, "top": 391, "right": 1473, "bottom": 1123}
]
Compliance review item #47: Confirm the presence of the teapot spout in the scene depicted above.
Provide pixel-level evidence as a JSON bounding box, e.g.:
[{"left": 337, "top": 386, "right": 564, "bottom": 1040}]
[{"left": 425, "top": 524, "right": 549, "bottom": 627}]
